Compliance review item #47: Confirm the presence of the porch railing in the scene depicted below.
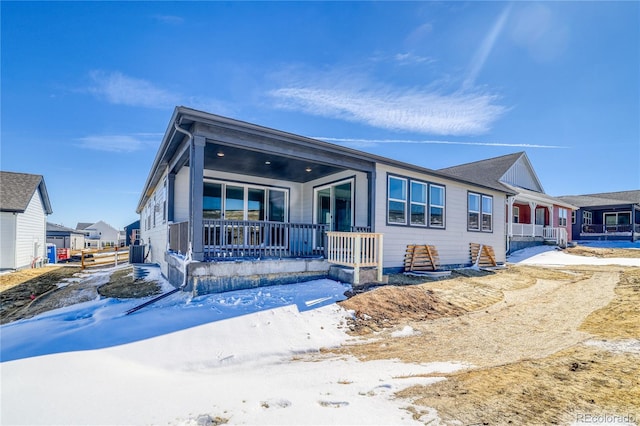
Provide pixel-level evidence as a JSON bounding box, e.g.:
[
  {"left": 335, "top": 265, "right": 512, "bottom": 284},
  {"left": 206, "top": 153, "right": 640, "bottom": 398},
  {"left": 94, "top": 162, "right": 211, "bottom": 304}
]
[
  {"left": 202, "top": 219, "right": 328, "bottom": 259},
  {"left": 169, "top": 221, "right": 189, "bottom": 254},
  {"left": 510, "top": 223, "right": 544, "bottom": 237},
  {"left": 582, "top": 224, "right": 636, "bottom": 234},
  {"left": 326, "top": 232, "right": 383, "bottom": 285},
  {"left": 543, "top": 227, "right": 568, "bottom": 247}
]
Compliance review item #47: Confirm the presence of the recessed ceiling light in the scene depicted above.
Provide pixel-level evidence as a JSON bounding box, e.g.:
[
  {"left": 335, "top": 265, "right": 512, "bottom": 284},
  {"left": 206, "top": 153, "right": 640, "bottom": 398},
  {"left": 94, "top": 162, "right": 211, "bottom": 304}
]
[
  {"left": 305, "top": 167, "right": 312, "bottom": 172},
  {"left": 265, "top": 161, "right": 271, "bottom": 165},
  {"left": 216, "top": 152, "right": 224, "bottom": 157}
]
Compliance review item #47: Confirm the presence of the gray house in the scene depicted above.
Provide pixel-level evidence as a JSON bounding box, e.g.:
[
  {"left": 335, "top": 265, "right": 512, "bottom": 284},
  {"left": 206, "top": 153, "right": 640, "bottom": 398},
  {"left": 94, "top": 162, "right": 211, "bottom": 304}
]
[
  {"left": 47, "top": 222, "right": 86, "bottom": 250},
  {"left": 137, "top": 107, "right": 515, "bottom": 294},
  {"left": 0, "top": 171, "right": 53, "bottom": 270}
]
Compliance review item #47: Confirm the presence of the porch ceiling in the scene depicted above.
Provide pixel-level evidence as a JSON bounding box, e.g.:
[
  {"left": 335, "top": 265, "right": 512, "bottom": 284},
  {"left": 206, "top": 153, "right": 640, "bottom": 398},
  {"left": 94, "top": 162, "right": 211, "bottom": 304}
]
[{"left": 202, "top": 143, "right": 346, "bottom": 183}]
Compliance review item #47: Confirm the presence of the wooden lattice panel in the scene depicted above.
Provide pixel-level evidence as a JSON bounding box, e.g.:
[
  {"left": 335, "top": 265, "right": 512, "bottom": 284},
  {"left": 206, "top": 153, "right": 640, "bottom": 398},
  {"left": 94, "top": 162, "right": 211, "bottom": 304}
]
[
  {"left": 469, "top": 243, "right": 497, "bottom": 267},
  {"left": 404, "top": 244, "right": 440, "bottom": 272}
]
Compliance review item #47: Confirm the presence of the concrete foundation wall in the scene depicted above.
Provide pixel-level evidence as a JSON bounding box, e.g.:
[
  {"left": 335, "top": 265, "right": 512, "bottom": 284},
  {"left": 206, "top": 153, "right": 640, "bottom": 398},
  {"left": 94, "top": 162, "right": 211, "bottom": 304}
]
[
  {"left": 508, "top": 237, "right": 546, "bottom": 254},
  {"left": 166, "top": 254, "right": 332, "bottom": 295}
]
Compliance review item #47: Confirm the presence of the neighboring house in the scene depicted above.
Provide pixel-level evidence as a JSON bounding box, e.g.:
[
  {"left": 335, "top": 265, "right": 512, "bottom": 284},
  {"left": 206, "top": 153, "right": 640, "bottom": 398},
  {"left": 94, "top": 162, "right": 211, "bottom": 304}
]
[
  {"left": 557, "top": 190, "right": 640, "bottom": 242},
  {"left": 438, "top": 152, "right": 577, "bottom": 253},
  {"left": 137, "top": 106, "right": 515, "bottom": 293},
  {"left": 76, "top": 220, "right": 124, "bottom": 249},
  {"left": 124, "top": 220, "right": 141, "bottom": 246},
  {"left": 0, "top": 171, "right": 53, "bottom": 270},
  {"left": 46, "top": 222, "right": 85, "bottom": 250}
]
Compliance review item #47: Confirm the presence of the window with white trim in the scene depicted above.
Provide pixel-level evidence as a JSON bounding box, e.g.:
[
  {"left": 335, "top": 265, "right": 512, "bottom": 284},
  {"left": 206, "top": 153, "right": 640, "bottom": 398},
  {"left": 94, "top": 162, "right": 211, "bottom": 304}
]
[
  {"left": 583, "top": 211, "right": 592, "bottom": 225},
  {"left": 513, "top": 206, "right": 520, "bottom": 224},
  {"left": 468, "top": 192, "right": 493, "bottom": 232},
  {"left": 559, "top": 208, "right": 568, "bottom": 227},
  {"left": 571, "top": 210, "right": 576, "bottom": 224}
]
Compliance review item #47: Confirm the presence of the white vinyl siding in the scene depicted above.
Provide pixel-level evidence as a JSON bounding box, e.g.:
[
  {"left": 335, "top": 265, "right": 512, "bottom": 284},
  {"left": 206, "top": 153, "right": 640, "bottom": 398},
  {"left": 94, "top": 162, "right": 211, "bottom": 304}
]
[
  {"left": 375, "top": 164, "right": 506, "bottom": 269},
  {"left": 0, "top": 213, "right": 17, "bottom": 269},
  {"left": 14, "top": 190, "right": 47, "bottom": 269}
]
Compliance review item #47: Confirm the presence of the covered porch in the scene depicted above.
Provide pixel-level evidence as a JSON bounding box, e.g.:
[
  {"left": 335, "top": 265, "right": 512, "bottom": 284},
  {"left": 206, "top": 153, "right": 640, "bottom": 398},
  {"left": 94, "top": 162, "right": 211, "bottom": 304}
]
[
  {"left": 506, "top": 195, "right": 569, "bottom": 252},
  {"left": 577, "top": 205, "right": 640, "bottom": 241},
  {"left": 154, "top": 108, "right": 384, "bottom": 291}
]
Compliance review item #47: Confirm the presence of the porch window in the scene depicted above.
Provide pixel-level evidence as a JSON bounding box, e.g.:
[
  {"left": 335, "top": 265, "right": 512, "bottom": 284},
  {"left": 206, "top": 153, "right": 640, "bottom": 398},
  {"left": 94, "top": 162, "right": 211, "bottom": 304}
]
[
  {"left": 571, "top": 211, "right": 575, "bottom": 225},
  {"left": 388, "top": 176, "right": 407, "bottom": 224},
  {"left": 513, "top": 206, "right": 520, "bottom": 223},
  {"left": 604, "top": 212, "right": 631, "bottom": 231},
  {"left": 583, "top": 211, "right": 592, "bottom": 225},
  {"left": 429, "top": 184, "right": 445, "bottom": 227},
  {"left": 468, "top": 192, "right": 493, "bottom": 232},
  {"left": 410, "top": 181, "right": 427, "bottom": 225},
  {"left": 559, "top": 208, "right": 568, "bottom": 227},
  {"left": 203, "top": 181, "right": 288, "bottom": 222}
]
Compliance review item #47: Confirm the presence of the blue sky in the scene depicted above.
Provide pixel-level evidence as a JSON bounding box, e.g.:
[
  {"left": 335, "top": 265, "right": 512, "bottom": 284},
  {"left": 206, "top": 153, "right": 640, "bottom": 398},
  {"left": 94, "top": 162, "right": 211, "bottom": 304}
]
[{"left": 2, "top": 1, "right": 638, "bottom": 230}]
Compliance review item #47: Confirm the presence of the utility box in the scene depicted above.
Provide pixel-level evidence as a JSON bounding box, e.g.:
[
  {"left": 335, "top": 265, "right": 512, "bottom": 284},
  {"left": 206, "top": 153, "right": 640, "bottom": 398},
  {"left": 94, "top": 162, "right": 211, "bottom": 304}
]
[
  {"left": 129, "top": 244, "right": 145, "bottom": 264},
  {"left": 46, "top": 244, "right": 57, "bottom": 264}
]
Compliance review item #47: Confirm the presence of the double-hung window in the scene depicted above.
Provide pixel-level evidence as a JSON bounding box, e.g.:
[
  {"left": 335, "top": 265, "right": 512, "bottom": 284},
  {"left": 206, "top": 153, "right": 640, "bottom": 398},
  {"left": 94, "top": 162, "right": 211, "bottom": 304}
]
[
  {"left": 558, "top": 208, "right": 568, "bottom": 227},
  {"left": 468, "top": 192, "right": 493, "bottom": 232}
]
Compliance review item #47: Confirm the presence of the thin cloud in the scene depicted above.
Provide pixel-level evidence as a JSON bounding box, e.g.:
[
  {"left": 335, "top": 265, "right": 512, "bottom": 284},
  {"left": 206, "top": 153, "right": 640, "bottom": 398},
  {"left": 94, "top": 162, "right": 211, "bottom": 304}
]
[
  {"left": 88, "top": 71, "right": 179, "bottom": 108},
  {"left": 463, "top": 4, "right": 512, "bottom": 90},
  {"left": 76, "top": 133, "right": 162, "bottom": 153},
  {"left": 86, "top": 70, "right": 229, "bottom": 113},
  {"left": 270, "top": 85, "right": 507, "bottom": 136},
  {"left": 394, "top": 52, "right": 436, "bottom": 65},
  {"left": 153, "top": 15, "right": 184, "bottom": 25},
  {"left": 316, "top": 137, "right": 566, "bottom": 149}
]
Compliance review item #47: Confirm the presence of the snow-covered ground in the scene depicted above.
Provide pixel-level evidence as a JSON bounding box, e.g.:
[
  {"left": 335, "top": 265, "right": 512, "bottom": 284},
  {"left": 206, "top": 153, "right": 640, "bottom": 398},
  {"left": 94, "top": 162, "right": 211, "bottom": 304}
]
[
  {"left": 2, "top": 247, "right": 639, "bottom": 425},
  {"left": 508, "top": 242, "right": 640, "bottom": 266}
]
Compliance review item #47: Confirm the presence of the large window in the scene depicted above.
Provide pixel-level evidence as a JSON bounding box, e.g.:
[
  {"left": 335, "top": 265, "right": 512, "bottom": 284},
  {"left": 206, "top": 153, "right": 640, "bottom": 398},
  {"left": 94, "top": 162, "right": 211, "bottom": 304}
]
[
  {"left": 604, "top": 212, "right": 631, "bottom": 231},
  {"left": 203, "top": 181, "right": 287, "bottom": 222},
  {"left": 468, "top": 192, "right": 493, "bottom": 232},
  {"left": 387, "top": 174, "right": 446, "bottom": 228},
  {"left": 583, "top": 211, "right": 592, "bottom": 225}
]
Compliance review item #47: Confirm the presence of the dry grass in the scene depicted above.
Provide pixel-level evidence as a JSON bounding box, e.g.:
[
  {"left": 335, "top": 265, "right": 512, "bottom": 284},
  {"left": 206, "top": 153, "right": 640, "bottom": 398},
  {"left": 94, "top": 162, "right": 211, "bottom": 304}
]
[
  {"left": 331, "top": 264, "right": 640, "bottom": 424},
  {"left": 566, "top": 245, "right": 640, "bottom": 258},
  {"left": 0, "top": 265, "right": 71, "bottom": 292}
]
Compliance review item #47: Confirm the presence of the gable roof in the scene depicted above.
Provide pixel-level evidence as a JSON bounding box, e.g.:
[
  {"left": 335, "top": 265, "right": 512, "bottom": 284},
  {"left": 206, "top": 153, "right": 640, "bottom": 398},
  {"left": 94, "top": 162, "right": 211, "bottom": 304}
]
[
  {"left": 0, "top": 171, "right": 53, "bottom": 214},
  {"left": 47, "top": 222, "right": 85, "bottom": 234},
  {"left": 76, "top": 222, "right": 94, "bottom": 230},
  {"left": 438, "top": 152, "right": 526, "bottom": 193},
  {"left": 557, "top": 190, "right": 640, "bottom": 208}
]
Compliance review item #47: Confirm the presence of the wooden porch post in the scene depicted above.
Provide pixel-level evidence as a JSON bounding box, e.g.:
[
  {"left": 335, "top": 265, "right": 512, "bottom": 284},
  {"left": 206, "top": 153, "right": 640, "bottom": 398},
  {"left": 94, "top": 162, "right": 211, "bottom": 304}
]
[{"left": 189, "top": 135, "right": 206, "bottom": 261}]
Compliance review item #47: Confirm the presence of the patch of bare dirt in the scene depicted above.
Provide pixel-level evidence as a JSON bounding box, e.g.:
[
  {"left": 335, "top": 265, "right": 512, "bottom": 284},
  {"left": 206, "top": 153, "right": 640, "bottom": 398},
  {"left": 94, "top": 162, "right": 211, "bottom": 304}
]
[
  {"left": 1, "top": 266, "right": 162, "bottom": 325},
  {"left": 398, "top": 344, "right": 639, "bottom": 425},
  {"left": 331, "top": 264, "right": 639, "bottom": 424},
  {"left": 97, "top": 267, "right": 162, "bottom": 299},
  {"left": 566, "top": 245, "right": 640, "bottom": 258},
  {"left": 1, "top": 266, "right": 81, "bottom": 324}
]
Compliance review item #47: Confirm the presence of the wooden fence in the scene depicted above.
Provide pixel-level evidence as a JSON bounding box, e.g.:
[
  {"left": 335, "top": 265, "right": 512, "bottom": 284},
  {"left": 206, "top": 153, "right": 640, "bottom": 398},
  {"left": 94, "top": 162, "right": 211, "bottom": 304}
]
[{"left": 81, "top": 247, "right": 129, "bottom": 269}]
